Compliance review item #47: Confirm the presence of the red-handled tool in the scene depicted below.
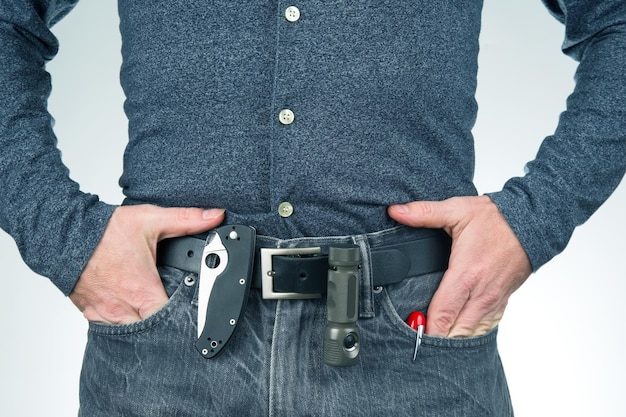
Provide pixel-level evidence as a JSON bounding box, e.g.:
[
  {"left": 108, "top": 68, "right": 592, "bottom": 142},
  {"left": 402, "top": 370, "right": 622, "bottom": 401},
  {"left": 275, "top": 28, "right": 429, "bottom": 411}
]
[{"left": 406, "top": 311, "right": 426, "bottom": 360}]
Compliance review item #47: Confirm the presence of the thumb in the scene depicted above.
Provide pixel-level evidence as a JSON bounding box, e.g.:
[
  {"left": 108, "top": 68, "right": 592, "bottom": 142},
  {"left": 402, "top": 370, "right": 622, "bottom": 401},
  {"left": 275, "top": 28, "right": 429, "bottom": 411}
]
[
  {"left": 388, "top": 200, "right": 456, "bottom": 229},
  {"left": 142, "top": 206, "right": 225, "bottom": 240}
]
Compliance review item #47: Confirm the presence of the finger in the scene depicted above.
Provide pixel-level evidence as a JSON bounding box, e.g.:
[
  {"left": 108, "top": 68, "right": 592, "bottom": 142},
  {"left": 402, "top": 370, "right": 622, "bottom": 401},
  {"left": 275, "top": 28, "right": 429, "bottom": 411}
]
[
  {"left": 119, "top": 263, "right": 170, "bottom": 322},
  {"left": 135, "top": 286, "right": 169, "bottom": 321},
  {"left": 387, "top": 199, "right": 459, "bottom": 230},
  {"left": 142, "top": 206, "right": 225, "bottom": 240},
  {"left": 93, "top": 280, "right": 167, "bottom": 324},
  {"left": 447, "top": 308, "right": 504, "bottom": 338},
  {"left": 427, "top": 266, "right": 509, "bottom": 337},
  {"left": 425, "top": 268, "right": 470, "bottom": 337},
  {"left": 77, "top": 295, "right": 144, "bottom": 324},
  {"left": 79, "top": 275, "right": 167, "bottom": 325},
  {"left": 443, "top": 285, "right": 505, "bottom": 338}
]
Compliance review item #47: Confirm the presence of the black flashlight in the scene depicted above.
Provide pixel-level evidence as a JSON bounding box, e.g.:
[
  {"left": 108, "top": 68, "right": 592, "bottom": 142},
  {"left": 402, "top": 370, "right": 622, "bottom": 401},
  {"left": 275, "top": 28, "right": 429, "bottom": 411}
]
[{"left": 324, "top": 245, "right": 360, "bottom": 367}]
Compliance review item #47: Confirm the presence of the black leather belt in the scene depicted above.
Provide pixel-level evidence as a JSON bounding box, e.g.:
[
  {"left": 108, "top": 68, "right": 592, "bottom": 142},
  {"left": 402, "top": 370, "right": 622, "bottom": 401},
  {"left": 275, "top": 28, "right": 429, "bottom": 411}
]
[{"left": 157, "top": 229, "right": 451, "bottom": 299}]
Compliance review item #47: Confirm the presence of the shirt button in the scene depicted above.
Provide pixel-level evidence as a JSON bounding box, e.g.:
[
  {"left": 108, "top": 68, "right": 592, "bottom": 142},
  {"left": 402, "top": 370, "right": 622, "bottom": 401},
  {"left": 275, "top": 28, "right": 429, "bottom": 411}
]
[
  {"left": 285, "top": 6, "right": 301, "bottom": 22},
  {"left": 278, "top": 202, "right": 294, "bottom": 218},
  {"left": 278, "top": 109, "right": 295, "bottom": 125}
]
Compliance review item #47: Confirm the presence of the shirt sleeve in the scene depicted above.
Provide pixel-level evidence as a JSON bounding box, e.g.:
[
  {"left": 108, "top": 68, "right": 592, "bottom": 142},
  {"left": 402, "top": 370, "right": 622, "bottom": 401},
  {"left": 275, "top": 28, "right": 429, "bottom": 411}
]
[
  {"left": 0, "top": 0, "right": 117, "bottom": 295},
  {"left": 488, "top": 0, "right": 626, "bottom": 270}
]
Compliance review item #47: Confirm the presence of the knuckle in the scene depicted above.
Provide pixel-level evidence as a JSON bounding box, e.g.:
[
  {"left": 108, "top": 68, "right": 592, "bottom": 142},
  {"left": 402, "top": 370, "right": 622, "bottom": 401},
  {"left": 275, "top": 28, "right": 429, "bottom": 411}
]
[
  {"left": 429, "top": 309, "right": 457, "bottom": 333},
  {"left": 81, "top": 307, "right": 99, "bottom": 322},
  {"left": 432, "top": 314, "right": 455, "bottom": 330},
  {"left": 449, "top": 327, "right": 475, "bottom": 338},
  {"left": 175, "top": 207, "right": 194, "bottom": 221},
  {"left": 104, "top": 304, "right": 130, "bottom": 325},
  {"left": 416, "top": 201, "right": 436, "bottom": 218},
  {"left": 482, "top": 287, "right": 506, "bottom": 308}
]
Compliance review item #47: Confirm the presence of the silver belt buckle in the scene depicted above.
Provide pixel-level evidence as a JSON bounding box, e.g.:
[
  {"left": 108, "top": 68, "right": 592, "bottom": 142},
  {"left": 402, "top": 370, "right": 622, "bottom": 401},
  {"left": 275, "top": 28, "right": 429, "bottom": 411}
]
[{"left": 260, "top": 247, "right": 322, "bottom": 299}]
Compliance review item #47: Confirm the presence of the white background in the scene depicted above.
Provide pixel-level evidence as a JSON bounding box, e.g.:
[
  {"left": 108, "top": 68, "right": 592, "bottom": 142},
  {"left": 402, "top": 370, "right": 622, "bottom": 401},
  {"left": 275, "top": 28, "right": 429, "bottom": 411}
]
[{"left": 1, "top": 1, "right": 624, "bottom": 416}]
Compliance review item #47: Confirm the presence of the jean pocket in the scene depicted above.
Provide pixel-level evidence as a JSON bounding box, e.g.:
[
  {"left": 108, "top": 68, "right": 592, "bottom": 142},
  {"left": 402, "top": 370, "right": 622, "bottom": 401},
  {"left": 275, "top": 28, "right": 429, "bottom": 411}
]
[
  {"left": 371, "top": 272, "right": 512, "bottom": 416},
  {"left": 376, "top": 271, "right": 497, "bottom": 349},
  {"left": 87, "top": 266, "right": 194, "bottom": 336}
]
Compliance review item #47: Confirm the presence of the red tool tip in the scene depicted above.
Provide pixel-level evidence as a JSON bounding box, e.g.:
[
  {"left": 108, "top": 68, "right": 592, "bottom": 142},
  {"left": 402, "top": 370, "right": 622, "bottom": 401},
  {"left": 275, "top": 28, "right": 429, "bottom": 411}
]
[{"left": 406, "top": 311, "right": 426, "bottom": 329}]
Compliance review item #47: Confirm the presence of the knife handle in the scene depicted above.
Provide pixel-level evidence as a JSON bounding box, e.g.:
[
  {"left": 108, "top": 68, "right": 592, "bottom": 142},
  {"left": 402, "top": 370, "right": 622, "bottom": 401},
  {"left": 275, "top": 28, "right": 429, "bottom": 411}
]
[{"left": 196, "top": 225, "right": 256, "bottom": 358}]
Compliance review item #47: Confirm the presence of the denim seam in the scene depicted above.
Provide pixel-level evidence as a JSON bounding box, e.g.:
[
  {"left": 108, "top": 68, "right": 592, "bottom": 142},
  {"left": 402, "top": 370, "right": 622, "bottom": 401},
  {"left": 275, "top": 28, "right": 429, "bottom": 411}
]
[
  {"left": 353, "top": 234, "right": 375, "bottom": 319},
  {"left": 268, "top": 299, "right": 283, "bottom": 417}
]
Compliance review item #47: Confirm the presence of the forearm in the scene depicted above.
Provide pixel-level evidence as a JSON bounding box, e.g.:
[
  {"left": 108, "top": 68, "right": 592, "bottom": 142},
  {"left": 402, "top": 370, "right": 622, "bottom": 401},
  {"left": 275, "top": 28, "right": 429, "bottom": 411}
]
[
  {"left": 0, "top": 0, "right": 116, "bottom": 294},
  {"left": 489, "top": 1, "right": 626, "bottom": 270}
]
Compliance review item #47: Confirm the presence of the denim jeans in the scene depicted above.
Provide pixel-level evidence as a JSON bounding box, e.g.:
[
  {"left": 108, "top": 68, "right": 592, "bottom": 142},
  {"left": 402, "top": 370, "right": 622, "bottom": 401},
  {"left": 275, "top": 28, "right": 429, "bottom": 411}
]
[{"left": 79, "top": 227, "right": 513, "bottom": 416}]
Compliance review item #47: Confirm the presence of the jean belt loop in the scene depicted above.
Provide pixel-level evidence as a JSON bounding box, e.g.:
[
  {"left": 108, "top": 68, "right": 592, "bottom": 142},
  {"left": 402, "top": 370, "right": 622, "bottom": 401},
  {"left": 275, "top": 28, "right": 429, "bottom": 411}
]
[{"left": 352, "top": 234, "right": 375, "bottom": 319}]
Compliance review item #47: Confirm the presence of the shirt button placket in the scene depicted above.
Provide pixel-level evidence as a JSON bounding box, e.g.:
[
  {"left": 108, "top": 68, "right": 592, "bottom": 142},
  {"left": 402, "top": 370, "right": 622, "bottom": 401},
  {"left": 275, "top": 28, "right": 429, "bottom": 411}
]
[
  {"left": 276, "top": 5, "right": 301, "bottom": 220},
  {"left": 279, "top": 5, "right": 298, "bottom": 126}
]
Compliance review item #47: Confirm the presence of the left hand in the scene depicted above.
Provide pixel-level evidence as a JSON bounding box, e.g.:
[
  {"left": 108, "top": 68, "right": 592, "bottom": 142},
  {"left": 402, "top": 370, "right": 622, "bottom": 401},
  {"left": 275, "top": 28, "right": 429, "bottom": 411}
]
[{"left": 388, "top": 195, "right": 532, "bottom": 338}]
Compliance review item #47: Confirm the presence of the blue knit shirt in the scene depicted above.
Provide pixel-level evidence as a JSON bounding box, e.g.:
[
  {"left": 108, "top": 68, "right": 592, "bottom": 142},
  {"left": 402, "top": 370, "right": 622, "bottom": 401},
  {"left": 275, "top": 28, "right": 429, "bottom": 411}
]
[{"left": 1, "top": 0, "right": 624, "bottom": 295}]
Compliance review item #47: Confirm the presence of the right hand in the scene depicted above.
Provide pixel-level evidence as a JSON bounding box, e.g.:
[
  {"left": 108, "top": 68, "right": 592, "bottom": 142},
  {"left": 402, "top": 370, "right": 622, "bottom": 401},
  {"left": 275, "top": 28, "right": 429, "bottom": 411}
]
[{"left": 69, "top": 205, "right": 225, "bottom": 324}]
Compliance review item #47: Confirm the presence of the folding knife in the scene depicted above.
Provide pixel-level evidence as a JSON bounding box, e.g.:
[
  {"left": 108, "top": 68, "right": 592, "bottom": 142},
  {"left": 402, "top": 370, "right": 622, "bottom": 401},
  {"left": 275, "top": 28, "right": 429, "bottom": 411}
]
[{"left": 196, "top": 225, "right": 256, "bottom": 358}]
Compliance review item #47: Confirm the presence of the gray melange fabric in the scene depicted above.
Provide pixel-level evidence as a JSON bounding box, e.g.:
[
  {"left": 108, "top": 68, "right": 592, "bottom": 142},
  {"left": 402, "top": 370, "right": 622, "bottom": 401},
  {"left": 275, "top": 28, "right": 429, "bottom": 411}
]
[{"left": 1, "top": 0, "right": 625, "bottom": 294}]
